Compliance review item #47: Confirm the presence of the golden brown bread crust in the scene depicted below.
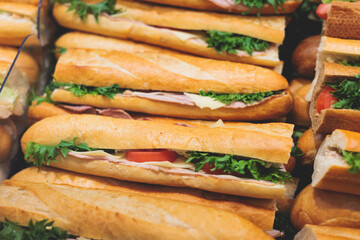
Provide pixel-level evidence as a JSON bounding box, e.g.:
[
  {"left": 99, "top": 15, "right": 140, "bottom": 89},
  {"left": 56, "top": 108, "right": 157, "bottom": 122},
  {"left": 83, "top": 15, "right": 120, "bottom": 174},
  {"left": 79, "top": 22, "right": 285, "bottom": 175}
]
[
  {"left": 28, "top": 102, "right": 294, "bottom": 138},
  {"left": 336, "top": 129, "right": 360, "bottom": 152},
  {"left": 310, "top": 62, "right": 360, "bottom": 134},
  {"left": 11, "top": 167, "right": 276, "bottom": 230},
  {"left": 322, "top": 37, "right": 360, "bottom": 56},
  {"left": 137, "top": 0, "right": 301, "bottom": 14},
  {"left": 297, "top": 128, "right": 324, "bottom": 166},
  {"left": 0, "top": 180, "right": 273, "bottom": 240},
  {"left": 54, "top": 48, "right": 287, "bottom": 93},
  {"left": 0, "top": 2, "right": 37, "bottom": 20},
  {"left": 50, "top": 88, "right": 293, "bottom": 121},
  {"left": 0, "top": 0, "right": 40, "bottom": 4},
  {"left": 294, "top": 224, "right": 360, "bottom": 240},
  {"left": 325, "top": 1, "right": 360, "bottom": 40},
  {"left": 289, "top": 84, "right": 311, "bottom": 127},
  {"left": 292, "top": 35, "right": 321, "bottom": 79},
  {"left": 0, "top": 46, "right": 39, "bottom": 85},
  {"left": 0, "top": 119, "right": 16, "bottom": 162},
  {"left": 291, "top": 185, "right": 360, "bottom": 230},
  {"left": 52, "top": 4, "right": 283, "bottom": 67},
  {"left": 21, "top": 115, "right": 293, "bottom": 164},
  {"left": 289, "top": 78, "right": 312, "bottom": 94},
  {"left": 55, "top": 31, "right": 279, "bottom": 67}
]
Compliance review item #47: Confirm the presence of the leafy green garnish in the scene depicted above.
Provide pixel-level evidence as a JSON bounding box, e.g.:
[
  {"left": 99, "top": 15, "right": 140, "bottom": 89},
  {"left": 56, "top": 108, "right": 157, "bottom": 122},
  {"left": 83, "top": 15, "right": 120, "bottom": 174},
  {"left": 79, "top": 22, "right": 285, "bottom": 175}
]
[
  {"left": 326, "top": 77, "right": 360, "bottom": 110},
  {"left": 52, "top": 0, "right": 122, "bottom": 23},
  {"left": 342, "top": 150, "right": 360, "bottom": 174},
  {"left": 234, "top": 0, "right": 286, "bottom": 16},
  {"left": 54, "top": 47, "right": 67, "bottom": 56},
  {"left": 205, "top": 30, "right": 271, "bottom": 55},
  {"left": 291, "top": 144, "right": 304, "bottom": 158},
  {"left": 199, "top": 90, "right": 282, "bottom": 105},
  {"left": 322, "top": 0, "right": 356, "bottom": 3},
  {"left": 24, "top": 137, "right": 95, "bottom": 168},
  {"left": 29, "top": 81, "right": 125, "bottom": 105},
  {"left": 337, "top": 58, "right": 360, "bottom": 68},
  {"left": 0, "top": 218, "right": 69, "bottom": 240},
  {"left": 185, "top": 151, "right": 292, "bottom": 184}
]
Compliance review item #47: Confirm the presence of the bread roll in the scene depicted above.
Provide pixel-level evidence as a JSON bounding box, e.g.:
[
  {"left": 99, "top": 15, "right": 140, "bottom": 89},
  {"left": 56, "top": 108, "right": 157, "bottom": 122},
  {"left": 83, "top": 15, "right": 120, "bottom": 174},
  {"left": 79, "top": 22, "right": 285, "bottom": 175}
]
[
  {"left": 0, "top": 179, "right": 273, "bottom": 240},
  {"left": 136, "top": 0, "right": 301, "bottom": 15},
  {"left": 289, "top": 84, "right": 311, "bottom": 127},
  {"left": 0, "top": 2, "right": 37, "bottom": 46},
  {"left": 292, "top": 35, "right": 321, "bottom": 78},
  {"left": 291, "top": 185, "right": 360, "bottom": 230},
  {"left": 297, "top": 128, "right": 324, "bottom": 166},
  {"left": 325, "top": 1, "right": 360, "bottom": 40},
  {"left": 11, "top": 166, "right": 277, "bottom": 230},
  {"left": 294, "top": 224, "right": 360, "bottom": 240},
  {"left": 21, "top": 114, "right": 293, "bottom": 199},
  {"left": 312, "top": 129, "right": 360, "bottom": 196},
  {"left": 0, "top": 46, "right": 39, "bottom": 85}
]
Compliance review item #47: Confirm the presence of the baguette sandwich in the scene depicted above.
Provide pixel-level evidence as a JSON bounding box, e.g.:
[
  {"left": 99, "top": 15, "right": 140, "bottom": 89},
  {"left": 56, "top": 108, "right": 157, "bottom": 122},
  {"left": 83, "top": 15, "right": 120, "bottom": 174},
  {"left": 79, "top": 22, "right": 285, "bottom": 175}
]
[
  {"left": 52, "top": 0, "right": 286, "bottom": 67},
  {"left": 0, "top": 46, "right": 39, "bottom": 86},
  {"left": 291, "top": 185, "right": 360, "bottom": 230},
  {"left": 136, "top": 0, "right": 302, "bottom": 15},
  {"left": 11, "top": 166, "right": 277, "bottom": 230},
  {"left": 54, "top": 31, "right": 285, "bottom": 73},
  {"left": 21, "top": 114, "right": 294, "bottom": 199},
  {"left": 312, "top": 129, "right": 360, "bottom": 196},
  {"left": 32, "top": 48, "right": 292, "bottom": 121},
  {"left": 294, "top": 224, "right": 360, "bottom": 240},
  {"left": 289, "top": 83, "right": 312, "bottom": 127},
  {"left": 0, "top": 2, "right": 38, "bottom": 47},
  {"left": 310, "top": 62, "right": 360, "bottom": 133},
  {"left": 0, "top": 179, "right": 273, "bottom": 240}
]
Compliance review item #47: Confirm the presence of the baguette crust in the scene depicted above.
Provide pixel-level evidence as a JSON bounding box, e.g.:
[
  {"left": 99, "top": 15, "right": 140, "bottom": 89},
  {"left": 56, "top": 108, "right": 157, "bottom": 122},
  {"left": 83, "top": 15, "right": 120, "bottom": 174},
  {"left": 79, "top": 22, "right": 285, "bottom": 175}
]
[
  {"left": 12, "top": 167, "right": 276, "bottom": 230},
  {"left": 0, "top": 46, "right": 39, "bottom": 85},
  {"left": 289, "top": 84, "right": 311, "bottom": 127},
  {"left": 0, "top": 2, "right": 37, "bottom": 20},
  {"left": 294, "top": 224, "right": 360, "bottom": 240},
  {"left": 22, "top": 115, "right": 293, "bottom": 164},
  {"left": 55, "top": 32, "right": 280, "bottom": 67},
  {"left": 54, "top": 48, "right": 287, "bottom": 93},
  {"left": 137, "top": 0, "right": 301, "bottom": 14},
  {"left": 291, "top": 185, "right": 360, "bottom": 230},
  {"left": 323, "top": 37, "right": 360, "bottom": 57},
  {"left": 28, "top": 102, "right": 294, "bottom": 138},
  {"left": 297, "top": 128, "right": 324, "bottom": 166},
  {"left": 312, "top": 130, "right": 360, "bottom": 196},
  {"left": 53, "top": 4, "right": 283, "bottom": 66},
  {"left": 325, "top": 1, "right": 360, "bottom": 40},
  {"left": 0, "top": 180, "right": 273, "bottom": 240},
  {"left": 50, "top": 88, "right": 293, "bottom": 121},
  {"left": 310, "top": 62, "right": 360, "bottom": 134}
]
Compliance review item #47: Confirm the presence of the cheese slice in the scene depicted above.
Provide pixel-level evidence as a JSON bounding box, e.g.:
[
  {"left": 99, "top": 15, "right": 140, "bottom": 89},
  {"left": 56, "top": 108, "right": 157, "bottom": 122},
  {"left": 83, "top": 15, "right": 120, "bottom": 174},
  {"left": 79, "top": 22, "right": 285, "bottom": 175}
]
[{"left": 184, "top": 92, "right": 226, "bottom": 110}]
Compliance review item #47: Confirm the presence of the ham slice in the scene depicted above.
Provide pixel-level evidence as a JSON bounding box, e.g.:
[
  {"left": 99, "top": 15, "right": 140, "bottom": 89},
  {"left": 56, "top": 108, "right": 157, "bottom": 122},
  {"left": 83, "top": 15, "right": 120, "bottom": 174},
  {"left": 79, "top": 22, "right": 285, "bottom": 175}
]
[
  {"left": 208, "top": 0, "right": 256, "bottom": 11},
  {"left": 58, "top": 105, "right": 133, "bottom": 119}
]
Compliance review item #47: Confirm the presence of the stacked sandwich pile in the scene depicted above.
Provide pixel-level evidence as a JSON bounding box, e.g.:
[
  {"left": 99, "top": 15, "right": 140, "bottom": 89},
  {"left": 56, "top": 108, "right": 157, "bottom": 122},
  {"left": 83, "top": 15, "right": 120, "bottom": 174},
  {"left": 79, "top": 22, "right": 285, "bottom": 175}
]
[
  {"left": 0, "top": 0, "right": 41, "bottom": 182},
  {"left": 290, "top": 1, "right": 360, "bottom": 239},
  {"left": 0, "top": 0, "right": 310, "bottom": 239}
]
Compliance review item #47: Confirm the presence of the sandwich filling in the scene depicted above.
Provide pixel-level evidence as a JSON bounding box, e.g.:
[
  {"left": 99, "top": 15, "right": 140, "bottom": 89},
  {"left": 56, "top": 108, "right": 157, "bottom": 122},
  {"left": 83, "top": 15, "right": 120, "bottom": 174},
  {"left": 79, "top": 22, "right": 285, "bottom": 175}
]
[
  {"left": 24, "top": 138, "right": 292, "bottom": 184},
  {"left": 32, "top": 81, "right": 285, "bottom": 111},
  {"left": 315, "top": 76, "right": 360, "bottom": 114},
  {"left": 208, "top": 0, "right": 286, "bottom": 13},
  {"left": 0, "top": 79, "right": 22, "bottom": 118}
]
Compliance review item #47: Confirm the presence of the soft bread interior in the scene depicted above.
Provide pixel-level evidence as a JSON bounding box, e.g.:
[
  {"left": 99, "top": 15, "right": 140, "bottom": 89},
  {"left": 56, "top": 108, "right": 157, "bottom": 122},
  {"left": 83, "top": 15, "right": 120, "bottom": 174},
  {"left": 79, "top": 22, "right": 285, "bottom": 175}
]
[{"left": 312, "top": 132, "right": 348, "bottom": 186}]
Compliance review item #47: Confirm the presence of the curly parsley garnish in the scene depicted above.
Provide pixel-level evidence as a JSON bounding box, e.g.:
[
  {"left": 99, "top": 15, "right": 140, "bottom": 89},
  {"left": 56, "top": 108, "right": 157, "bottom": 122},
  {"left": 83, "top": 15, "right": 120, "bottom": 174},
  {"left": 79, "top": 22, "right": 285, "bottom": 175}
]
[
  {"left": 0, "top": 218, "right": 69, "bottom": 240},
  {"left": 52, "top": 0, "right": 123, "bottom": 23},
  {"left": 326, "top": 76, "right": 360, "bottom": 110},
  {"left": 205, "top": 30, "right": 271, "bottom": 55},
  {"left": 342, "top": 150, "right": 360, "bottom": 174},
  {"left": 199, "top": 90, "right": 282, "bottom": 105}
]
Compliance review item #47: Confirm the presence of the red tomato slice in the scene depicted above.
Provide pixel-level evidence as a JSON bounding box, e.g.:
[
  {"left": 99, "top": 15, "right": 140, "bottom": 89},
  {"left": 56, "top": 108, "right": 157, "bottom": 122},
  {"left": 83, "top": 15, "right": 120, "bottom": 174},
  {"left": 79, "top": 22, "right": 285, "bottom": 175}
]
[
  {"left": 126, "top": 150, "right": 177, "bottom": 163},
  {"left": 316, "top": 86, "right": 338, "bottom": 114},
  {"left": 201, "top": 163, "right": 227, "bottom": 175},
  {"left": 316, "top": 3, "right": 331, "bottom": 20}
]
